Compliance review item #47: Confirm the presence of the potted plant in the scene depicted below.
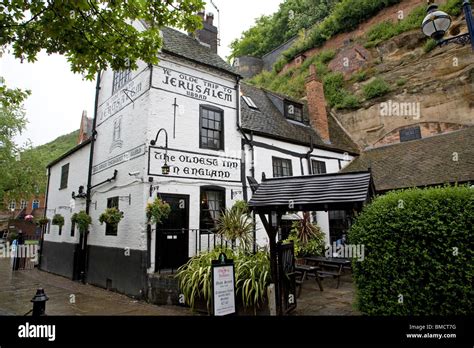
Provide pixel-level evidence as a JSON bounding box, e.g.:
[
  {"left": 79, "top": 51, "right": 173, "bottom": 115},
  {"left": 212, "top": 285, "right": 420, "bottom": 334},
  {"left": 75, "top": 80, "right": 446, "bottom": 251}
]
[
  {"left": 216, "top": 201, "right": 254, "bottom": 251},
  {"left": 146, "top": 198, "right": 171, "bottom": 224},
  {"left": 285, "top": 212, "right": 325, "bottom": 263},
  {"left": 71, "top": 210, "right": 92, "bottom": 234},
  {"left": 52, "top": 214, "right": 65, "bottom": 235},
  {"left": 35, "top": 217, "right": 50, "bottom": 227}
]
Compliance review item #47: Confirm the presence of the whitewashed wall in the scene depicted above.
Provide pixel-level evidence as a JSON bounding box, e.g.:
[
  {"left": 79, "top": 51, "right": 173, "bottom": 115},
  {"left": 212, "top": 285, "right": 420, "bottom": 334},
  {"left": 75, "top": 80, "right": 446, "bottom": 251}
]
[
  {"left": 247, "top": 134, "right": 355, "bottom": 246},
  {"left": 44, "top": 144, "right": 90, "bottom": 244}
]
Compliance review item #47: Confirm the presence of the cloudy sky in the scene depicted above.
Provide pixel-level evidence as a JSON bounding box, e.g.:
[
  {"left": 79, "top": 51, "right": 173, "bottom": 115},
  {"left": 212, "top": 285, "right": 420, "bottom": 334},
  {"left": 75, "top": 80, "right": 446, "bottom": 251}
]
[{"left": 1, "top": 0, "right": 283, "bottom": 147}]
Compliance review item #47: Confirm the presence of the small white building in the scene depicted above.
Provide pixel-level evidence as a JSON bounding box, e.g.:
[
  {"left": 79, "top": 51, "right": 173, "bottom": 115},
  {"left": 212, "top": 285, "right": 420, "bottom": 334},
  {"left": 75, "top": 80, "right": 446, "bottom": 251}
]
[{"left": 41, "top": 15, "right": 359, "bottom": 298}]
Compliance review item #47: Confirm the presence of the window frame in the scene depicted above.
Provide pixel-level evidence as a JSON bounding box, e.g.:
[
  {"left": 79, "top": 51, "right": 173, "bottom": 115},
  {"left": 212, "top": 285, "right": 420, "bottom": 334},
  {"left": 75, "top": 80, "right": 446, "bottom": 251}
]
[
  {"left": 105, "top": 197, "right": 119, "bottom": 236},
  {"left": 272, "top": 157, "right": 293, "bottom": 178},
  {"left": 8, "top": 200, "right": 16, "bottom": 210},
  {"left": 399, "top": 126, "right": 422, "bottom": 142},
  {"left": 59, "top": 163, "right": 69, "bottom": 190},
  {"left": 311, "top": 160, "right": 327, "bottom": 175},
  {"left": 32, "top": 199, "right": 40, "bottom": 209},
  {"left": 284, "top": 101, "right": 305, "bottom": 124},
  {"left": 199, "top": 105, "right": 224, "bottom": 151},
  {"left": 112, "top": 69, "right": 131, "bottom": 95},
  {"left": 20, "top": 200, "right": 27, "bottom": 210},
  {"left": 199, "top": 186, "right": 226, "bottom": 231}
]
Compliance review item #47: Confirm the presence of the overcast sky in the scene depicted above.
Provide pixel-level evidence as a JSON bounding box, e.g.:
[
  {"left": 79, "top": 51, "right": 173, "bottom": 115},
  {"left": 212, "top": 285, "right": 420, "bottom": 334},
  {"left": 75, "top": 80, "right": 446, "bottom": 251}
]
[{"left": 1, "top": 0, "right": 283, "bottom": 147}]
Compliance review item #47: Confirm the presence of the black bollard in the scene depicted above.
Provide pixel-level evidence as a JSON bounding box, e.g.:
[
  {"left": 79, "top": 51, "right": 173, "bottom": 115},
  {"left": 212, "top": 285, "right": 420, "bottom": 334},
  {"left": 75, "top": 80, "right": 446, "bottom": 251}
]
[{"left": 31, "top": 288, "right": 49, "bottom": 316}]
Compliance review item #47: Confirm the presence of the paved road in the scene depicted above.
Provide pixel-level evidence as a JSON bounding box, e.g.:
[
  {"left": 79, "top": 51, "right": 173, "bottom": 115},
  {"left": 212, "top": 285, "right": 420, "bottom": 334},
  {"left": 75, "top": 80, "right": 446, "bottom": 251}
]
[{"left": 0, "top": 259, "right": 192, "bottom": 316}]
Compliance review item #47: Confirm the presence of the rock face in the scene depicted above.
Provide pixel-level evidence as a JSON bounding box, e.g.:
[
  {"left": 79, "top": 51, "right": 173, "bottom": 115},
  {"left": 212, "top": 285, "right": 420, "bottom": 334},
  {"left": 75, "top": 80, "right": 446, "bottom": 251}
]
[{"left": 333, "top": 30, "right": 474, "bottom": 149}]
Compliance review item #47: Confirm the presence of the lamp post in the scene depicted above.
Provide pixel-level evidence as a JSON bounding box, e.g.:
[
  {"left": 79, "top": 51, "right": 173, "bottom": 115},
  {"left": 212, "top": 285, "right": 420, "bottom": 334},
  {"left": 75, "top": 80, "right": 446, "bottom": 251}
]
[
  {"left": 422, "top": 0, "right": 474, "bottom": 51},
  {"left": 150, "top": 128, "right": 171, "bottom": 175}
]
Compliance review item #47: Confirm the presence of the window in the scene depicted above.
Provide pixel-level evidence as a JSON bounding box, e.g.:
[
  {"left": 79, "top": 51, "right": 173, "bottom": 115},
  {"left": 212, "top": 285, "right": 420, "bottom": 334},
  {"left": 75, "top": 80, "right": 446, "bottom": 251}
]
[
  {"left": 242, "top": 96, "right": 259, "bottom": 110},
  {"left": 32, "top": 200, "right": 40, "bottom": 209},
  {"left": 272, "top": 157, "right": 293, "bottom": 178},
  {"left": 284, "top": 102, "right": 306, "bottom": 123},
  {"left": 200, "top": 187, "right": 225, "bottom": 231},
  {"left": 105, "top": 197, "right": 119, "bottom": 236},
  {"left": 71, "top": 221, "right": 76, "bottom": 237},
  {"left": 200, "top": 106, "right": 224, "bottom": 150},
  {"left": 8, "top": 200, "right": 16, "bottom": 210},
  {"left": 312, "top": 160, "right": 327, "bottom": 175},
  {"left": 400, "top": 126, "right": 421, "bottom": 142},
  {"left": 60, "top": 163, "right": 69, "bottom": 190},
  {"left": 20, "top": 200, "right": 27, "bottom": 209},
  {"left": 112, "top": 69, "right": 131, "bottom": 94}
]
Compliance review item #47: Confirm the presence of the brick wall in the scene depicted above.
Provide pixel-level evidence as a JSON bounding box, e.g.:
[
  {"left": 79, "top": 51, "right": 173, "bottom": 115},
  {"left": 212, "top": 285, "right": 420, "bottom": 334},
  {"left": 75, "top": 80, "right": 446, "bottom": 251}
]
[{"left": 305, "top": 65, "right": 330, "bottom": 142}]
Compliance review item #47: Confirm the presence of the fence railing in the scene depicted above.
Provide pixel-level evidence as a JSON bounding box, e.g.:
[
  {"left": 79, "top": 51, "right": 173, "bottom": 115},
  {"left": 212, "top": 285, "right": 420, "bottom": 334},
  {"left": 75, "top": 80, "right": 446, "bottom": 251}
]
[{"left": 192, "top": 229, "right": 234, "bottom": 256}]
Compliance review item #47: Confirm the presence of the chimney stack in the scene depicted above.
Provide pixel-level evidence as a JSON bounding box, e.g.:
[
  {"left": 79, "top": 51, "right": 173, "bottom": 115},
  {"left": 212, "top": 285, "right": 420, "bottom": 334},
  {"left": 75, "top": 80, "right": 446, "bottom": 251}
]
[
  {"left": 194, "top": 12, "right": 218, "bottom": 54},
  {"left": 305, "top": 64, "right": 330, "bottom": 142}
]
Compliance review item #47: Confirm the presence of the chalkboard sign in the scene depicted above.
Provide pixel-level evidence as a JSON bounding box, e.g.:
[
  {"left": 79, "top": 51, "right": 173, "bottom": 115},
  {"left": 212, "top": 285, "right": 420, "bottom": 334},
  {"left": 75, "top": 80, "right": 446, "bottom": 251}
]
[{"left": 211, "top": 253, "right": 236, "bottom": 316}]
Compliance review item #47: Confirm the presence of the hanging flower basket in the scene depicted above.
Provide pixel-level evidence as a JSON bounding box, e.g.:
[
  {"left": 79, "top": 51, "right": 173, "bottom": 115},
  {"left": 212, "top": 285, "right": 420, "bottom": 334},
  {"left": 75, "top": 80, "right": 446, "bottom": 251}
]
[
  {"left": 99, "top": 207, "right": 123, "bottom": 226},
  {"left": 52, "top": 214, "right": 65, "bottom": 227},
  {"left": 146, "top": 198, "right": 171, "bottom": 224},
  {"left": 71, "top": 211, "right": 92, "bottom": 234},
  {"left": 35, "top": 217, "right": 50, "bottom": 227}
]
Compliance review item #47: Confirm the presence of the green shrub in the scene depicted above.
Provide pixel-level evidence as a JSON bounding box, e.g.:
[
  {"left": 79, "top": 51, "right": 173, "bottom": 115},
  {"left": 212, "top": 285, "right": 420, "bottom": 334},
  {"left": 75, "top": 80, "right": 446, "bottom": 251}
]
[
  {"left": 323, "top": 72, "right": 361, "bottom": 109},
  {"left": 146, "top": 198, "right": 171, "bottom": 225},
  {"left": 71, "top": 211, "right": 91, "bottom": 234},
  {"left": 363, "top": 78, "right": 391, "bottom": 99},
  {"left": 352, "top": 70, "right": 368, "bottom": 82},
  {"left": 423, "top": 38, "right": 438, "bottom": 53},
  {"left": 177, "top": 248, "right": 271, "bottom": 314},
  {"left": 396, "top": 78, "right": 407, "bottom": 87},
  {"left": 440, "top": 0, "right": 464, "bottom": 16},
  {"left": 350, "top": 186, "right": 474, "bottom": 315},
  {"left": 99, "top": 207, "right": 123, "bottom": 226}
]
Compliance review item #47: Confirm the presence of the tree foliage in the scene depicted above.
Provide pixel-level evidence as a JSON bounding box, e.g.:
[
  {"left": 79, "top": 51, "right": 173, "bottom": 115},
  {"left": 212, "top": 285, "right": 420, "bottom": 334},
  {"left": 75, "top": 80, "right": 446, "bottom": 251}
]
[
  {"left": 1, "top": 0, "right": 205, "bottom": 79},
  {"left": 229, "top": 0, "right": 340, "bottom": 60}
]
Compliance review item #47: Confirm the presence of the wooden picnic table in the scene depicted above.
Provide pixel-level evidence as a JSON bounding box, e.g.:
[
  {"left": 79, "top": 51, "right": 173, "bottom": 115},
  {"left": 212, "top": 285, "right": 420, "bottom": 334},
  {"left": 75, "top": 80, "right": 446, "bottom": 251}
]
[{"left": 303, "top": 256, "right": 352, "bottom": 289}]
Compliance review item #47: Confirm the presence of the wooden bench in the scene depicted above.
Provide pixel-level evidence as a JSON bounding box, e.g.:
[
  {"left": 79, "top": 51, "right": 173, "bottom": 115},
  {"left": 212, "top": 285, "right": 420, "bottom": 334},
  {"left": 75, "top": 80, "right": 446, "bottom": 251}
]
[
  {"left": 317, "top": 263, "right": 344, "bottom": 289},
  {"left": 295, "top": 264, "right": 324, "bottom": 297}
]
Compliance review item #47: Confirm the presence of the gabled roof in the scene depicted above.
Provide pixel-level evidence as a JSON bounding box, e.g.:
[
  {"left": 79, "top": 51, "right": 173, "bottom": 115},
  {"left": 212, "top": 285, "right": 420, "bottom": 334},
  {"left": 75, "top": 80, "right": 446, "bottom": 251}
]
[
  {"left": 240, "top": 83, "right": 360, "bottom": 155},
  {"left": 341, "top": 127, "right": 474, "bottom": 192},
  {"left": 249, "top": 171, "right": 373, "bottom": 212},
  {"left": 160, "top": 27, "right": 238, "bottom": 76}
]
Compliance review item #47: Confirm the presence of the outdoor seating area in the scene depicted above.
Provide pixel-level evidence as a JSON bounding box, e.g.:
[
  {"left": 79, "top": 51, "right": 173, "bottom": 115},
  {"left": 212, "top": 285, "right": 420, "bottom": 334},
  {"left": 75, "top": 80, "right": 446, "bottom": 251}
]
[{"left": 295, "top": 256, "right": 352, "bottom": 297}]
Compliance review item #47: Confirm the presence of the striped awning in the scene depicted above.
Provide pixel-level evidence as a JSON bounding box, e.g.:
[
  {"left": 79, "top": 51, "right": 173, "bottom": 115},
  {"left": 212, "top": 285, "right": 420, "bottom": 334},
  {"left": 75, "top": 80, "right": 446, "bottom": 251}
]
[{"left": 248, "top": 171, "right": 373, "bottom": 212}]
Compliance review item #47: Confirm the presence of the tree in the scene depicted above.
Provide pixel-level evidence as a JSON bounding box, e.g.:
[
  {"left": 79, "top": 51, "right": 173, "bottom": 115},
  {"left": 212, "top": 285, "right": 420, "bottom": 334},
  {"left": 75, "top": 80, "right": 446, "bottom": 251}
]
[
  {"left": 229, "top": 0, "right": 339, "bottom": 60},
  {"left": 1, "top": 0, "right": 205, "bottom": 79},
  {"left": 0, "top": 0, "right": 205, "bottom": 205}
]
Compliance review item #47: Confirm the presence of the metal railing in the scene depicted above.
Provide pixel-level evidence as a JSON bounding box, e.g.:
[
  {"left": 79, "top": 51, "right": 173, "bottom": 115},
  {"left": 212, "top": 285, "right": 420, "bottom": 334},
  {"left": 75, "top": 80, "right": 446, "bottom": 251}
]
[{"left": 193, "top": 229, "right": 234, "bottom": 256}]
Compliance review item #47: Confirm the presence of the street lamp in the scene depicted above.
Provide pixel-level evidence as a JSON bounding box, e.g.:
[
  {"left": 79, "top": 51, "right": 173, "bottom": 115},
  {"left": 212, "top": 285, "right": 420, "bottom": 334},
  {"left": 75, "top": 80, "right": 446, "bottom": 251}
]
[
  {"left": 150, "top": 128, "right": 171, "bottom": 175},
  {"left": 422, "top": 0, "right": 474, "bottom": 51}
]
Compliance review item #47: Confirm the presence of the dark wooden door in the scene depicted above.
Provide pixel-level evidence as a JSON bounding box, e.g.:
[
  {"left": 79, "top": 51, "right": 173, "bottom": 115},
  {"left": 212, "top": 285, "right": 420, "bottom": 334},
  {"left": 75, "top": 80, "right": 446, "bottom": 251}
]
[{"left": 156, "top": 194, "right": 189, "bottom": 271}]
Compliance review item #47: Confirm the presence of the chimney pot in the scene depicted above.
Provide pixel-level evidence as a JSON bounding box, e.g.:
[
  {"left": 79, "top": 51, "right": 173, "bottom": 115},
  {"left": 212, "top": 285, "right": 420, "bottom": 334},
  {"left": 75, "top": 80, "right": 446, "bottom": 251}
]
[{"left": 206, "top": 12, "right": 214, "bottom": 25}]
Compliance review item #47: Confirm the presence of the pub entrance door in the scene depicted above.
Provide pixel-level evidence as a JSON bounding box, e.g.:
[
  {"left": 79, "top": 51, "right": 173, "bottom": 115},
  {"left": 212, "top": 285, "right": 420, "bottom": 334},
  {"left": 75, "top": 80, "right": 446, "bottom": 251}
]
[{"left": 155, "top": 194, "right": 189, "bottom": 271}]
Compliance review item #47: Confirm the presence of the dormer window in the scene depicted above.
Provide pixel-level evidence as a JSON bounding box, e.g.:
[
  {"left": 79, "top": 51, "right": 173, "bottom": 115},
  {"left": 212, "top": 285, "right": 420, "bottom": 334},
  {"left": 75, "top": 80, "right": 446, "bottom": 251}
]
[
  {"left": 285, "top": 101, "right": 306, "bottom": 123},
  {"left": 243, "top": 96, "right": 259, "bottom": 110}
]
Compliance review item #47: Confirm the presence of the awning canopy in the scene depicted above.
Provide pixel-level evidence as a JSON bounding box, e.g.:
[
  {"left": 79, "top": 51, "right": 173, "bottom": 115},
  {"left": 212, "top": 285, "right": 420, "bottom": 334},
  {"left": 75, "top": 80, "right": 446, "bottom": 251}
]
[{"left": 248, "top": 171, "right": 374, "bottom": 213}]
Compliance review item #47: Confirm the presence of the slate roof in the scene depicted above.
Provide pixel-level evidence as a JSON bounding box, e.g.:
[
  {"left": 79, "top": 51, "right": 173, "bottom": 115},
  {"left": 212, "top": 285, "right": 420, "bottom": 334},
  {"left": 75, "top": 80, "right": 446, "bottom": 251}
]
[
  {"left": 160, "top": 27, "right": 238, "bottom": 76},
  {"left": 341, "top": 127, "right": 474, "bottom": 192},
  {"left": 249, "top": 172, "right": 373, "bottom": 212},
  {"left": 240, "top": 83, "right": 360, "bottom": 155}
]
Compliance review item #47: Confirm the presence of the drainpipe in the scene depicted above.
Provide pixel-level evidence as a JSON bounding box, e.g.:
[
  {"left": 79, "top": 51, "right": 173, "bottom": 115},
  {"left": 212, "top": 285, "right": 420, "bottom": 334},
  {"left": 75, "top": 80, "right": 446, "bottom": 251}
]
[
  {"left": 81, "top": 71, "right": 101, "bottom": 283},
  {"left": 306, "top": 137, "right": 314, "bottom": 175},
  {"left": 38, "top": 167, "right": 51, "bottom": 268}
]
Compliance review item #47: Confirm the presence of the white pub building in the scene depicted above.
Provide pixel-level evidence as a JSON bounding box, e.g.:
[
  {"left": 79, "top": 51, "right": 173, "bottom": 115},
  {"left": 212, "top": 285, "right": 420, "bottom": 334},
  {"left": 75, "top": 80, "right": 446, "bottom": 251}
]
[{"left": 40, "top": 14, "right": 359, "bottom": 300}]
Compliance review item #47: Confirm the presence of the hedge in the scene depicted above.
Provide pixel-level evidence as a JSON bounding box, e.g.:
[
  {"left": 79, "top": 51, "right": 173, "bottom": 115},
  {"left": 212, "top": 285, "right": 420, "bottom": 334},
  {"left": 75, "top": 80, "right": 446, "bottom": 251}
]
[{"left": 349, "top": 186, "right": 474, "bottom": 315}]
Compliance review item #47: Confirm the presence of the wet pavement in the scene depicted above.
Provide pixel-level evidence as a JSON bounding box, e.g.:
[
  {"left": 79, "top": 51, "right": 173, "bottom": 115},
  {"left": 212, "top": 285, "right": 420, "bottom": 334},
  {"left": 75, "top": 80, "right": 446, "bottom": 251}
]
[
  {"left": 0, "top": 259, "right": 192, "bottom": 316},
  {"left": 292, "top": 272, "right": 360, "bottom": 316}
]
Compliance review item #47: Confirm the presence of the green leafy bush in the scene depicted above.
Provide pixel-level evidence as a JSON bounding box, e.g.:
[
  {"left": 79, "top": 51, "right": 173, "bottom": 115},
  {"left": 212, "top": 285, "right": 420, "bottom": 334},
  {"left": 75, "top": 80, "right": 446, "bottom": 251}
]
[
  {"left": 350, "top": 186, "right": 474, "bottom": 315},
  {"left": 396, "top": 78, "right": 407, "bottom": 87},
  {"left": 217, "top": 204, "right": 254, "bottom": 251},
  {"left": 177, "top": 248, "right": 271, "bottom": 313},
  {"left": 363, "top": 78, "right": 391, "bottom": 99},
  {"left": 52, "top": 214, "right": 64, "bottom": 227},
  {"left": 71, "top": 211, "right": 91, "bottom": 234},
  {"left": 323, "top": 72, "right": 360, "bottom": 109},
  {"left": 35, "top": 217, "right": 50, "bottom": 227}
]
